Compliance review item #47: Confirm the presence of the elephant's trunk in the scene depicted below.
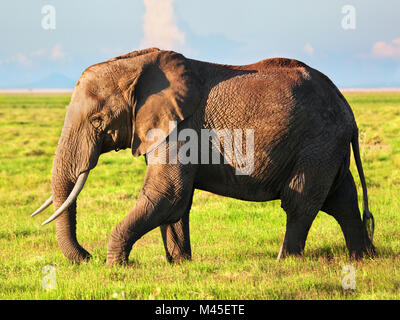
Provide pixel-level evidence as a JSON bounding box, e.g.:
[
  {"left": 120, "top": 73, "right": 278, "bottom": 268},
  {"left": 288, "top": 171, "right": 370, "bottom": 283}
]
[{"left": 50, "top": 149, "right": 91, "bottom": 263}]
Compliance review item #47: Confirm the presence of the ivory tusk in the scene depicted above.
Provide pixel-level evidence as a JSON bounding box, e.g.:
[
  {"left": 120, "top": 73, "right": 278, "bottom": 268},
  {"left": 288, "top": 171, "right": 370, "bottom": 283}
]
[
  {"left": 31, "top": 196, "right": 53, "bottom": 217},
  {"left": 41, "top": 171, "right": 89, "bottom": 226}
]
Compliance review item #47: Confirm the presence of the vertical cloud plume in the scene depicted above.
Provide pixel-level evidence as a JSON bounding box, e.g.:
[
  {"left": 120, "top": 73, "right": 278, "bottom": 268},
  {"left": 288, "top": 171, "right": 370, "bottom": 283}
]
[
  {"left": 303, "top": 43, "right": 314, "bottom": 56},
  {"left": 140, "top": 0, "right": 185, "bottom": 51}
]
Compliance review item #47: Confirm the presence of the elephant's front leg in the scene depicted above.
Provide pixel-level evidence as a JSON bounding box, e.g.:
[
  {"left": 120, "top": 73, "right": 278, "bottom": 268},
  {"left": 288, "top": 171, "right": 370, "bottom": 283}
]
[
  {"left": 106, "top": 164, "right": 196, "bottom": 266},
  {"left": 106, "top": 194, "right": 160, "bottom": 265},
  {"left": 160, "top": 188, "right": 194, "bottom": 263}
]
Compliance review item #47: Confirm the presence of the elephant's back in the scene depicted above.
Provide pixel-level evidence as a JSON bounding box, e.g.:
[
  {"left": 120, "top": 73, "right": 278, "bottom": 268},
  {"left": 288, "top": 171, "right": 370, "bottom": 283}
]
[
  {"left": 191, "top": 59, "right": 356, "bottom": 196},
  {"left": 198, "top": 59, "right": 356, "bottom": 143}
]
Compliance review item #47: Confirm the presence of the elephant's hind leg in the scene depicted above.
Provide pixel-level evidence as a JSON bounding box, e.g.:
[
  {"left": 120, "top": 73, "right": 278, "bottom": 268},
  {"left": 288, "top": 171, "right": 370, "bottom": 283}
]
[
  {"left": 321, "top": 171, "right": 374, "bottom": 259},
  {"left": 160, "top": 188, "right": 194, "bottom": 263},
  {"left": 277, "top": 211, "right": 319, "bottom": 260},
  {"left": 277, "top": 165, "right": 335, "bottom": 259}
]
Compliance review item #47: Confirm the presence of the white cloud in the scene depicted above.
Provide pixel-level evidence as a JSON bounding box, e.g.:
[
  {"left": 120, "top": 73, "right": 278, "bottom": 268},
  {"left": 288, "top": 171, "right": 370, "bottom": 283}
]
[
  {"left": 51, "top": 43, "right": 66, "bottom": 61},
  {"left": 140, "top": 0, "right": 185, "bottom": 51},
  {"left": 0, "top": 51, "right": 37, "bottom": 67},
  {"left": 11, "top": 53, "right": 32, "bottom": 66},
  {"left": 303, "top": 43, "right": 314, "bottom": 56},
  {"left": 1, "top": 46, "right": 66, "bottom": 68},
  {"left": 372, "top": 38, "right": 400, "bottom": 59},
  {"left": 31, "top": 49, "right": 45, "bottom": 57}
]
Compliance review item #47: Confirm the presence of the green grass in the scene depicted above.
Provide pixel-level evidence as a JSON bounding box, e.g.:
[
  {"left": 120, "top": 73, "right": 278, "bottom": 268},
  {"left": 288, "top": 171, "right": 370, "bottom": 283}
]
[{"left": 0, "top": 92, "right": 399, "bottom": 299}]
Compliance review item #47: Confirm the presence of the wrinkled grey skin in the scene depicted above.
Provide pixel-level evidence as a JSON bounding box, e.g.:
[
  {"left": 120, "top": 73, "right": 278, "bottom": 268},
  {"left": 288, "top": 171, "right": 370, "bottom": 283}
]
[{"left": 39, "top": 48, "right": 375, "bottom": 265}]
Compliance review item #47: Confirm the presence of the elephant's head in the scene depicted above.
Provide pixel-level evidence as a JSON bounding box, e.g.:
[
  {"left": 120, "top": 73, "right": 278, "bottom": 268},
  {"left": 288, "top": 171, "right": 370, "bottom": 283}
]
[{"left": 31, "top": 48, "right": 200, "bottom": 263}]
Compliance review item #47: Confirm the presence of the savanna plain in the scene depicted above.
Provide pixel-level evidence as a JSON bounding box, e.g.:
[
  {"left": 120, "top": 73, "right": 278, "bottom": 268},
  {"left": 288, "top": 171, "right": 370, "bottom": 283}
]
[{"left": 0, "top": 92, "right": 399, "bottom": 299}]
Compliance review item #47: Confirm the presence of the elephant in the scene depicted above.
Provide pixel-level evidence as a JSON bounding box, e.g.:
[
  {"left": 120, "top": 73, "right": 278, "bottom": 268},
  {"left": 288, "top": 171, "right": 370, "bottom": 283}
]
[{"left": 31, "top": 47, "right": 375, "bottom": 265}]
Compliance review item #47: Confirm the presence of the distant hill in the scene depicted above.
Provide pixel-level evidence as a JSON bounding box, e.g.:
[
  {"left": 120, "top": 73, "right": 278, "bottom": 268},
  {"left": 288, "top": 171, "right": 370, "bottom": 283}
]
[{"left": 3, "top": 73, "right": 76, "bottom": 89}]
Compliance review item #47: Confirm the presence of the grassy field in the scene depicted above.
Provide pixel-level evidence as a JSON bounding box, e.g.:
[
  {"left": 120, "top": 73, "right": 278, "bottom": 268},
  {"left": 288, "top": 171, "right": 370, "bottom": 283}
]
[{"left": 0, "top": 92, "right": 399, "bottom": 300}]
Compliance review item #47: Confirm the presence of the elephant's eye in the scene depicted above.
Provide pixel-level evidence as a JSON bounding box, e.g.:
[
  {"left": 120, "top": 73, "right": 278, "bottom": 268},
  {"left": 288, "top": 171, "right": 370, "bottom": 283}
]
[{"left": 89, "top": 115, "right": 103, "bottom": 131}]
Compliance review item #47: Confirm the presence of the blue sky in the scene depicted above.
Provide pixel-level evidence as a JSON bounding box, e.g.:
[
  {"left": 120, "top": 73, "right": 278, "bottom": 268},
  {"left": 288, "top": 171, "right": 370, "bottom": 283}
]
[{"left": 0, "top": 0, "right": 399, "bottom": 88}]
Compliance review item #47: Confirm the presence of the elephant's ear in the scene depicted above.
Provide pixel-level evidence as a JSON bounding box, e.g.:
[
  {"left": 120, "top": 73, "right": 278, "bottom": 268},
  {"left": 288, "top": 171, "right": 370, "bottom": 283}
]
[{"left": 128, "top": 51, "right": 201, "bottom": 157}]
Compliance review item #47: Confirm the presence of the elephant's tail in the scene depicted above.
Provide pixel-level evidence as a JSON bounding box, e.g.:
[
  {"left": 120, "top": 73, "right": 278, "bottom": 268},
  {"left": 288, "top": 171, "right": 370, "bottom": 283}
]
[{"left": 351, "top": 128, "right": 374, "bottom": 243}]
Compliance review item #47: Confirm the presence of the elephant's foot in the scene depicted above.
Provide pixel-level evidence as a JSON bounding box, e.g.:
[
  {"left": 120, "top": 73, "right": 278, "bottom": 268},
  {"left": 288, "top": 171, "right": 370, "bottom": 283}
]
[
  {"left": 106, "top": 250, "right": 130, "bottom": 266},
  {"left": 276, "top": 241, "right": 304, "bottom": 260},
  {"left": 348, "top": 236, "right": 375, "bottom": 261},
  {"left": 276, "top": 218, "right": 312, "bottom": 260},
  {"left": 106, "top": 236, "right": 132, "bottom": 266},
  {"left": 166, "top": 252, "right": 191, "bottom": 264},
  {"left": 337, "top": 217, "right": 376, "bottom": 260}
]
